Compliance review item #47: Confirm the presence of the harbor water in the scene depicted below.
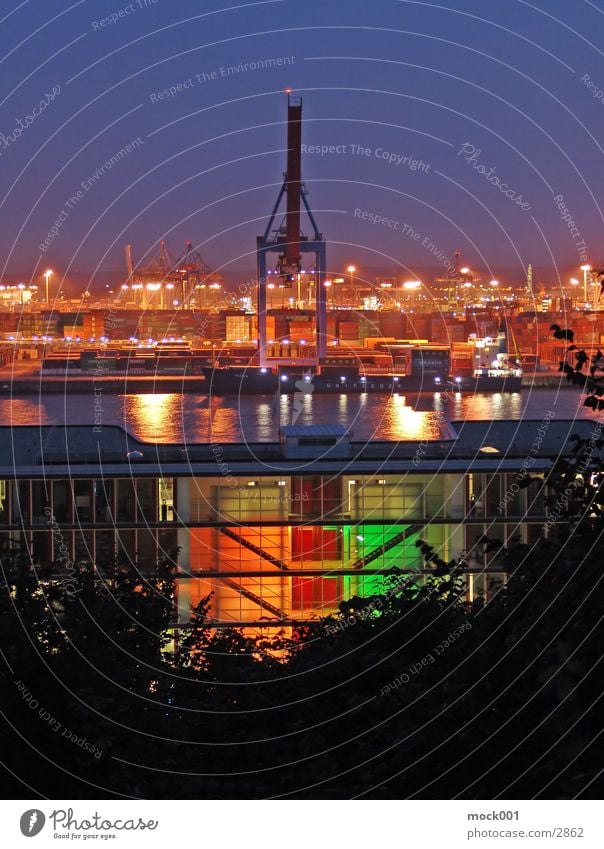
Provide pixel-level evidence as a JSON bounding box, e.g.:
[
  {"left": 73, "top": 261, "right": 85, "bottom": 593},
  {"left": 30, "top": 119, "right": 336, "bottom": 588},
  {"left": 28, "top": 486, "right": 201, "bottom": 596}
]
[{"left": 0, "top": 386, "right": 597, "bottom": 444}]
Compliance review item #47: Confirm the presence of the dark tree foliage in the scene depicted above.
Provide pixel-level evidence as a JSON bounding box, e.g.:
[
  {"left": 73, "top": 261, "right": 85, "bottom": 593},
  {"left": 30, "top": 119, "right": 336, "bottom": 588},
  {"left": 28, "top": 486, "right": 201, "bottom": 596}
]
[
  {"left": 555, "top": 325, "right": 604, "bottom": 410},
  {"left": 1, "top": 496, "right": 602, "bottom": 801}
]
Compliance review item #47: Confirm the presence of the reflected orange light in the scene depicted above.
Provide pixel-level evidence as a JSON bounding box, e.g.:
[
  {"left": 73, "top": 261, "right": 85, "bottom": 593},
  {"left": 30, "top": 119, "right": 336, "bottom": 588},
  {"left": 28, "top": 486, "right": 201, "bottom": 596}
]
[
  {"left": 391, "top": 396, "right": 436, "bottom": 440},
  {"left": 125, "top": 394, "right": 182, "bottom": 442}
]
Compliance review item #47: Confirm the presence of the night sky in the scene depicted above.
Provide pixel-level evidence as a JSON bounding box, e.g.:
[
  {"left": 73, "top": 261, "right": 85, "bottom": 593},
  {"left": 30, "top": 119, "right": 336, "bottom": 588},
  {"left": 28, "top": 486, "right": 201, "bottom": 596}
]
[{"left": 1, "top": 0, "right": 603, "bottom": 289}]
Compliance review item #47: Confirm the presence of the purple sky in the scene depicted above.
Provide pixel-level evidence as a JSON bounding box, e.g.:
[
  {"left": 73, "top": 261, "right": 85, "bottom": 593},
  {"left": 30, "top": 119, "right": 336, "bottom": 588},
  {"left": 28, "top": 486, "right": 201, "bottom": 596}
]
[{"left": 1, "top": 0, "right": 603, "bottom": 292}]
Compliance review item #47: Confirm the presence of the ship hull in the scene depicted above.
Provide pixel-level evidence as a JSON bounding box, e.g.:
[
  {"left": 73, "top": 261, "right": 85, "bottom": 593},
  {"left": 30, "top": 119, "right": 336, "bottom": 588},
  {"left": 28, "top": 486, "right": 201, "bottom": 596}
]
[
  {"left": 449, "top": 374, "right": 523, "bottom": 393},
  {"left": 201, "top": 368, "right": 523, "bottom": 394},
  {"left": 201, "top": 367, "right": 278, "bottom": 393},
  {"left": 472, "top": 375, "right": 523, "bottom": 392}
]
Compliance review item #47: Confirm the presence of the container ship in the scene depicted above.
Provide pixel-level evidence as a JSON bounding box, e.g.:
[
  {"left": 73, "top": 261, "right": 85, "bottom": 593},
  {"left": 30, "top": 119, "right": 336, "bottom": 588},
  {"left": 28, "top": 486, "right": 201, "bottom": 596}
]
[{"left": 201, "top": 330, "right": 522, "bottom": 394}]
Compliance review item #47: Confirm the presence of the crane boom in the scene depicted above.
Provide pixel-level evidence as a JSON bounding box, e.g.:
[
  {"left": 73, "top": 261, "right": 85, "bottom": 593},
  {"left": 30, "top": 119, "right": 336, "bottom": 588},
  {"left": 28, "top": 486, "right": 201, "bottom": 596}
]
[{"left": 284, "top": 95, "right": 302, "bottom": 273}]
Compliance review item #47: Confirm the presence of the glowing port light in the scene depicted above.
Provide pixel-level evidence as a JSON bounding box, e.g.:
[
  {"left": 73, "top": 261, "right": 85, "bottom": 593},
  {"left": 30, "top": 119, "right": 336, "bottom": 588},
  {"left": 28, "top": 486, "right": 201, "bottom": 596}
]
[
  {"left": 43, "top": 269, "right": 53, "bottom": 303},
  {"left": 403, "top": 280, "right": 421, "bottom": 290},
  {"left": 581, "top": 264, "right": 592, "bottom": 302}
]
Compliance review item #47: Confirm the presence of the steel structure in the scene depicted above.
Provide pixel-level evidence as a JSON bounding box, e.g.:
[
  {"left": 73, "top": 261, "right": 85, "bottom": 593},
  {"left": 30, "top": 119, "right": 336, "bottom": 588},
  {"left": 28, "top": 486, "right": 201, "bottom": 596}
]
[
  {"left": 124, "top": 240, "right": 221, "bottom": 305},
  {"left": 173, "top": 241, "right": 222, "bottom": 304},
  {"left": 256, "top": 92, "right": 327, "bottom": 367}
]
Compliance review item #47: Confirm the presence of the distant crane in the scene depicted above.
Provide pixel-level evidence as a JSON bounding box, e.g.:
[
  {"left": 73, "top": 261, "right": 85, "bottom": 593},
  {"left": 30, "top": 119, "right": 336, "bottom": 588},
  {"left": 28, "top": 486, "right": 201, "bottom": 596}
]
[
  {"left": 125, "top": 240, "right": 179, "bottom": 282},
  {"left": 123, "top": 240, "right": 221, "bottom": 307},
  {"left": 157, "top": 240, "right": 176, "bottom": 274},
  {"left": 173, "top": 240, "right": 223, "bottom": 305}
]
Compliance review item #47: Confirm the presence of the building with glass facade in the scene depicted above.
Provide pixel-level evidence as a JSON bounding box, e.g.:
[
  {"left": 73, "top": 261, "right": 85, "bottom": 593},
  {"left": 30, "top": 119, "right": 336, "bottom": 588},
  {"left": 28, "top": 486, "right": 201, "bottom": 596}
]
[{"left": 0, "top": 418, "right": 590, "bottom": 630}]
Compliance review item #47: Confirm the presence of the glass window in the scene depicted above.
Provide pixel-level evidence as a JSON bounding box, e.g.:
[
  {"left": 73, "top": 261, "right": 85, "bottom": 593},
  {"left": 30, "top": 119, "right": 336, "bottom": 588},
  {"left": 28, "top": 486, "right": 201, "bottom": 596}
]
[
  {"left": 157, "top": 528, "right": 178, "bottom": 565},
  {"left": 527, "top": 479, "right": 547, "bottom": 517},
  {"left": 292, "top": 476, "right": 342, "bottom": 519},
  {"left": 95, "top": 531, "right": 115, "bottom": 569},
  {"left": 485, "top": 476, "right": 501, "bottom": 517},
  {"left": 158, "top": 478, "right": 174, "bottom": 521},
  {"left": 468, "top": 474, "right": 484, "bottom": 517},
  {"left": 136, "top": 479, "right": 155, "bottom": 522},
  {"left": 0, "top": 480, "right": 9, "bottom": 525},
  {"left": 116, "top": 479, "right": 136, "bottom": 522},
  {"left": 15, "top": 481, "right": 30, "bottom": 525},
  {"left": 504, "top": 474, "right": 524, "bottom": 516},
  {"left": 95, "top": 480, "right": 114, "bottom": 523},
  {"left": 291, "top": 576, "right": 342, "bottom": 612},
  {"left": 32, "top": 481, "right": 51, "bottom": 525},
  {"left": 116, "top": 529, "right": 136, "bottom": 568},
  {"left": 72, "top": 480, "right": 92, "bottom": 523},
  {"left": 217, "top": 482, "right": 289, "bottom": 522},
  {"left": 466, "top": 524, "right": 486, "bottom": 567},
  {"left": 32, "top": 531, "right": 52, "bottom": 570},
  {"left": 425, "top": 480, "right": 444, "bottom": 518},
  {"left": 52, "top": 480, "right": 71, "bottom": 524},
  {"left": 137, "top": 529, "right": 157, "bottom": 569},
  {"left": 74, "top": 530, "right": 94, "bottom": 565}
]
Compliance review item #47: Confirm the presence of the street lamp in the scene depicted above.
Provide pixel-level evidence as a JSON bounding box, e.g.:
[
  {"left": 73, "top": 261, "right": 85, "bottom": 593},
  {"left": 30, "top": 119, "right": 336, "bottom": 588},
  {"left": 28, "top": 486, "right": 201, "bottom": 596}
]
[
  {"left": 581, "top": 264, "right": 592, "bottom": 305},
  {"left": 462, "top": 281, "right": 473, "bottom": 309},
  {"left": 456, "top": 267, "right": 471, "bottom": 305},
  {"left": 347, "top": 265, "right": 356, "bottom": 306},
  {"left": 43, "top": 269, "right": 53, "bottom": 304}
]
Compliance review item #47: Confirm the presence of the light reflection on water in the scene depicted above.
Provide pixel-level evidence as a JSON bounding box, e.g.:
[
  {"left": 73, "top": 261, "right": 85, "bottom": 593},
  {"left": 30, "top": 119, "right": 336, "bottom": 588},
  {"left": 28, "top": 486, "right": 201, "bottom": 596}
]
[
  {"left": 4, "top": 398, "right": 58, "bottom": 427},
  {"left": 124, "top": 394, "right": 186, "bottom": 443},
  {"left": 0, "top": 388, "right": 592, "bottom": 443}
]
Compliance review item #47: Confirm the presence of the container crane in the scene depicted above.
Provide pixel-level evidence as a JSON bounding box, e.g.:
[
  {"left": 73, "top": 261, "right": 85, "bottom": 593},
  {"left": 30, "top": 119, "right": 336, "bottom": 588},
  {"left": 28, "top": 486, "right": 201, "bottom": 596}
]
[{"left": 256, "top": 91, "right": 327, "bottom": 367}]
